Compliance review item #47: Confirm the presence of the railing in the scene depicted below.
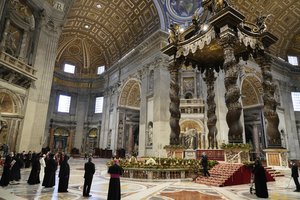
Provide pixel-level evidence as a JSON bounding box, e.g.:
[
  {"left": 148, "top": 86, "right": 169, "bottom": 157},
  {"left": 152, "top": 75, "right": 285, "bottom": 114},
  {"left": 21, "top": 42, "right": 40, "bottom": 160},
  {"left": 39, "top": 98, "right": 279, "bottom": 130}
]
[
  {"left": 180, "top": 99, "right": 205, "bottom": 114},
  {"left": 180, "top": 99, "right": 205, "bottom": 105},
  {"left": 0, "top": 51, "right": 37, "bottom": 80},
  {"left": 227, "top": 151, "right": 243, "bottom": 163}
]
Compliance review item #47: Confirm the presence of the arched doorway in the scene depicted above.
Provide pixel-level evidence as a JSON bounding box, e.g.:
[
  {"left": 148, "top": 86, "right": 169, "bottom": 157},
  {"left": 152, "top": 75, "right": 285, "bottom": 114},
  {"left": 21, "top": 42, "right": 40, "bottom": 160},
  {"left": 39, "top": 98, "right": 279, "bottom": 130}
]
[
  {"left": 53, "top": 127, "right": 70, "bottom": 153},
  {"left": 85, "top": 128, "right": 98, "bottom": 154},
  {"left": 241, "top": 74, "right": 265, "bottom": 159},
  {"left": 0, "top": 89, "right": 23, "bottom": 153},
  {"left": 118, "top": 79, "right": 141, "bottom": 156}
]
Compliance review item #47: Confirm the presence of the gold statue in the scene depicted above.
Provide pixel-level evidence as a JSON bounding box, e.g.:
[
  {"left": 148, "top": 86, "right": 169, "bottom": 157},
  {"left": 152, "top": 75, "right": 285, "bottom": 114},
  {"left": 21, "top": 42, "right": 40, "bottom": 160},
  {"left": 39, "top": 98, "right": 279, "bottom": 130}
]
[{"left": 168, "top": 23, "right": 180, "bottom": 44}]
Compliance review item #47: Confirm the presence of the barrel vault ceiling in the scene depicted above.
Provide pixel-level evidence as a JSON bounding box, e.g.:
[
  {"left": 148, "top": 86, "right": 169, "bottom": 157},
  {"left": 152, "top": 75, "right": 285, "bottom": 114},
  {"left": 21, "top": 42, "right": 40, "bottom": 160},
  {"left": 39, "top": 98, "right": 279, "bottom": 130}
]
[{"left": 55, "top": 0, "right": 300, "bottom": 76}]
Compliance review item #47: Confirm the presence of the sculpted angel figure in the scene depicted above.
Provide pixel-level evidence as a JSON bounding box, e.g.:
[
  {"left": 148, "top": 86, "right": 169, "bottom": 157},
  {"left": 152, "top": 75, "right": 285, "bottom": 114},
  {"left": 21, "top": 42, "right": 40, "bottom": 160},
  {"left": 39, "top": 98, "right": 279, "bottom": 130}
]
[{"left": 168, "top": 23, "right": 180, "bottom": 44}]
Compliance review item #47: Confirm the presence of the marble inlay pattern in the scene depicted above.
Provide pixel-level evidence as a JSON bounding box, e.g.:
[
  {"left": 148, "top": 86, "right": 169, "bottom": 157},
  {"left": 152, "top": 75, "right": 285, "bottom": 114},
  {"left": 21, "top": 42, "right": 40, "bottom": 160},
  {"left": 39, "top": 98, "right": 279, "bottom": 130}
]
[{"left": 1, "top": 158, "right": 300, "bottom": 200}]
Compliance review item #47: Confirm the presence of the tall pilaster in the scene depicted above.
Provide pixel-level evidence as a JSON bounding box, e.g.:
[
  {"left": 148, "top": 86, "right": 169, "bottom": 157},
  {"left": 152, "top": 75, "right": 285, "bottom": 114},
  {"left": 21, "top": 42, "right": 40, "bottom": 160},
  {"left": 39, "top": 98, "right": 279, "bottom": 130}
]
[
  {"left": 255, "top": 53, "right": 282, "bottom": 147},
  {"left": 220, "top": 34, "right": 243, "bottom": 143},
  {"left": 168, "top": 60, "right": 181, "bottom": 145},
  {"left": 18, "top": 13, "right": 63, "bottom": 152},
  {"left": 203, "top": 68, "right": 218, "bottom": 149}
]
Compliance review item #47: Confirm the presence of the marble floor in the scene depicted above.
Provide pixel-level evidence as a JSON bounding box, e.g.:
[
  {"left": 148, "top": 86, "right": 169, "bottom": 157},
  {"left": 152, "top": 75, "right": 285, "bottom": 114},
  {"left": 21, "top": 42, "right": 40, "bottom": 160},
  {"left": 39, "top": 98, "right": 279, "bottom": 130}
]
[{"left": 0, "top": 158, "right": 300, "bottom": 200}]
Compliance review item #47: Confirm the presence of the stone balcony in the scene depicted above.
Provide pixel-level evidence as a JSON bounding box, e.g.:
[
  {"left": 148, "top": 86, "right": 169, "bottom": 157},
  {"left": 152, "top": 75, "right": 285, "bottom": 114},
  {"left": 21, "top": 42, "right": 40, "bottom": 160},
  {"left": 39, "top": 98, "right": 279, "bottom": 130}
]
[
  {"left": 0, "top": 51, "right": 37, "bottom": 88},
  {"left": 180, "top": 99, "right": 205, "bottom": 114}
]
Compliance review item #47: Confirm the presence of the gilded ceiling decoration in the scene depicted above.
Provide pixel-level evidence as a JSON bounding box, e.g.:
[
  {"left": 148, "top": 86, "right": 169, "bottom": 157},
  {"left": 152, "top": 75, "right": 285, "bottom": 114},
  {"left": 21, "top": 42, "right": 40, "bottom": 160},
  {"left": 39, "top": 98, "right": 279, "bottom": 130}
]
[
  {"left": 287, "top": 34, "right": 300, "bottom": 55},
  {"left": 119, "top": 79, "right": 141, "bottom": 108},
  {"left": 230, "top": 0, "right": 300, "bottom": 58},
  {"left": 56, "top": 0, "right": 300, "bottom": 77},
  {"left": 57, "top": 0, "right": 160, "bottom": 74}
]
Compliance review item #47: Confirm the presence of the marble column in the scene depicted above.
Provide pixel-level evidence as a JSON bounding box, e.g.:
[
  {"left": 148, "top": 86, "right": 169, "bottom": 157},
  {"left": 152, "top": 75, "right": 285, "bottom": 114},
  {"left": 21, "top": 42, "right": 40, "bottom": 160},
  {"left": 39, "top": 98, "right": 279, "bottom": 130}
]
[
  {"left": 128, "top": 124, "right": 134, "bottom": 154},
  {"left": 49, "top": 126, "right": 54, "bottom": 151},
  {"left": 203, "top": 68, "right": 218, "bottom": 149},
  {"left": 219, "top": 35, "right": 243, "bottom": 143},
  {"left": 255, "top": 53, "right": 282, "bottom": 147},
  {"left": 168, "top": 60, "right": 181, "bottom": 145},
  {"left": 252, "top": 124, "right": 260, "bottom": 157}
]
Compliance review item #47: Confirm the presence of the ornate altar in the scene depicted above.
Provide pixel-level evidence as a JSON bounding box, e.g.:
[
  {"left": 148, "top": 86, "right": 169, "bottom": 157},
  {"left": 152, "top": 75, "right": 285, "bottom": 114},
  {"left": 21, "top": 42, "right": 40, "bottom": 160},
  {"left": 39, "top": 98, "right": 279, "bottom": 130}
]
[{"left": 162, "top": 0, "right": 285, "bottom": 166}]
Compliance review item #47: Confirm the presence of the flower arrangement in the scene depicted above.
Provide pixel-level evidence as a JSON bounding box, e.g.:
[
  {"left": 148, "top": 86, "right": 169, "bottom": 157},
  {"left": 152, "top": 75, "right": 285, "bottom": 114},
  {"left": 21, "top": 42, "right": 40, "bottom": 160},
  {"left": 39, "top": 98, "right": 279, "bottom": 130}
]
[
  {"left": 220, "top": 143, "right": 252, "bottom": 150},
  {"left": 106, "top": 157, "right": 218, "bottom": 171}
]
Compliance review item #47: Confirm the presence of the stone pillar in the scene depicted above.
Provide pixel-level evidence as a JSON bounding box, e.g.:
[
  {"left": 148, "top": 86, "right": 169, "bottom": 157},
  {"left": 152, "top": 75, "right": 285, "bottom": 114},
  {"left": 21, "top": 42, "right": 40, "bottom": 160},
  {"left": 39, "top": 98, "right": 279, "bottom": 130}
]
[
  {"left": 68, "top": 129, "right": 73, "bottom": 154},
  {"left": 128, "top": 124, "right": 134, "bottom": 154},
  {"left": 219, "top": 34, "right": 243, "bottom": 143},
  {"left": 49, "top": 126, "right": 54, "bottom": 151},
  {"left": 168, "top": 60, "right": 181, "bottom": 145},
  {"left": 18, "top": 15, "right": 63, "bottom": 152},
  {"left": 252, "top": 123, "right": 260, "bottom": 157},
  {"left": 203, "top": 68, "right": 218, "bottom": 149},
  {"left": 255, "top": 54, "right": 281, "bottom": 148},
  {"left": 74, "top": 92, "right": 89, "bottom": 152}
]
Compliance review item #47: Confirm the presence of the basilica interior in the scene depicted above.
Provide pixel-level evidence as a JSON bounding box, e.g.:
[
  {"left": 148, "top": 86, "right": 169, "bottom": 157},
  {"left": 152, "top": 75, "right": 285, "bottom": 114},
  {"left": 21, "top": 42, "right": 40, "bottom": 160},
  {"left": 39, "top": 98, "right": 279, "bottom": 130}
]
[{"left": 1, "top": 0, "right": 300, "bottom": 199}]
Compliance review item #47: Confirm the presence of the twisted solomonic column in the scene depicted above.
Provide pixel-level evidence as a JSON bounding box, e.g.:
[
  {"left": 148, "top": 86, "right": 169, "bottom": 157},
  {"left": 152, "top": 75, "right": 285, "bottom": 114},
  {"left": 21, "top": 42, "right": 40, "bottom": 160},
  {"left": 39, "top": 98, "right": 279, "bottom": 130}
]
[
  {"left": 255, "top": 53, "right": 282, "bottom": 147},
  {"left": 220, "top": 36, "right": 243, "bottom": 143},
  {"left": 168, "top": 61, "right": 181, "bottom": 145},
  {"left": 203, "top": 68, "right": 218, "bottom": 149}
]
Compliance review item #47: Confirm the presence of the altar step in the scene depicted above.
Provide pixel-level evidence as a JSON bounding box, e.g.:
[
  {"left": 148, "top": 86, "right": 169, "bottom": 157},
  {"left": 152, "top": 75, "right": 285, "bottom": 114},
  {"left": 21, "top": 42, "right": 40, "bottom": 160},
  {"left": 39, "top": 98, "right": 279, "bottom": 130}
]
[
  {"left": 195, "top": 163, "right": 275, "bottom": 187},
  {"left": 264, "top": 167, "right": 285, "bottom": 178}
]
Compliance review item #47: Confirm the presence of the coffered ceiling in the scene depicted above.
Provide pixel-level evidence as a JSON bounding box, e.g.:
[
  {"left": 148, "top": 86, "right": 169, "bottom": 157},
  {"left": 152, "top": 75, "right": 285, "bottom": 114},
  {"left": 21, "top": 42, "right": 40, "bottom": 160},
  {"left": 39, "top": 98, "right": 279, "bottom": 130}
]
[
  {"left": 55, "top": 0, "right": 300, "bottom": 76},
  {"left": 55, "top": 0, "right": 160, "bottom": 76},
  {"left": 230, "top": 0, "right": 300, "bottom": 58}
]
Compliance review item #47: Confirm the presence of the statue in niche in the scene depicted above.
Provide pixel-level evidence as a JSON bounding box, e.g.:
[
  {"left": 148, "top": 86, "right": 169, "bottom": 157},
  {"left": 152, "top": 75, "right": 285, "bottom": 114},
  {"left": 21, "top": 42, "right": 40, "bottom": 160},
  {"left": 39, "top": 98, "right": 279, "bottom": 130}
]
[
  {"left": 148, "top": 70, "right": 154, "bottom": 91},
  {"left": 181, "top": 128, "right": 197, "bottom": 149},
  {"left": 146, "top": 121, "right": 153, "bottom": 146}
]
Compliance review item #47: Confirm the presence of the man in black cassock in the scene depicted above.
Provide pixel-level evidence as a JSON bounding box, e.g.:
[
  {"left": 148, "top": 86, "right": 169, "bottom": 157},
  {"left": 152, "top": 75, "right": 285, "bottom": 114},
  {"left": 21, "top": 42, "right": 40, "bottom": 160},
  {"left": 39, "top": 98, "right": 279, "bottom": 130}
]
[
  {"left": 11, "top": 153, "right": 24, "bottom": 182},
  {"left": 291, "top": 161, "right": 300, "bottom": 192},
  {"left": 25, "top": 151, "right": 32, "bottom": 168},
  {"left": 201, "top": 152, "right": 210, "bottom": 177},
  {"left": 83, "top": 157, "right": 95, "bottom": 197},
  {"left": 107, "top": 159, "right": 123, "bottom": 200},
  {"left": 42, "top": 153, "right": 57, "bottom": 188},
  {"left": 253, "top": 158, "right": 268, "bottom": 198},
  {"left": 27, "top": 153, "right": 41, "bottom": 185},
  {"left": 0, "top": 155, "right": 12, "bottom": 187},
  {"left": 58, "top": 155, "right": 70, "bottom": 192}
]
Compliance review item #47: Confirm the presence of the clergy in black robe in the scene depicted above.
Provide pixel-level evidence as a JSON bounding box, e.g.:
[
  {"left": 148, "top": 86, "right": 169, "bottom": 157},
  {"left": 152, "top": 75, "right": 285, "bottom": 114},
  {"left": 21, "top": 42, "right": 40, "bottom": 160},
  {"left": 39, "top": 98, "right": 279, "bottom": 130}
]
[
  {"left": 10, "top": 153, "right": 23, "bottom": 182},
  {"left": 58, "top": 155, "right": 70, "bottom": 192},
  {"left": 27, "top": 153, "right": 41, "bottom": 185},
  {"left": 107, "top": 159, "right": 123, "bottom": 200},
  {"left": 83, "top": 157, "right": 95, "bottom": 197},
  {"left": 42, "top": 153, "right": 57, "bottom": 188},
  {"left": 253, "top": 159, "right": 268, "bottom": 198},
  {"left": 291, "top": 161, "right": 300, "bottom": 192},
  {"left": 201, "top": 152, "right": 210, "bottom": 177},
  {"left": 25, "top": 151, "right": 32, "bottom": 168},
  {"left": 0, "top": 155, "right": 12, "bottom": 187}
]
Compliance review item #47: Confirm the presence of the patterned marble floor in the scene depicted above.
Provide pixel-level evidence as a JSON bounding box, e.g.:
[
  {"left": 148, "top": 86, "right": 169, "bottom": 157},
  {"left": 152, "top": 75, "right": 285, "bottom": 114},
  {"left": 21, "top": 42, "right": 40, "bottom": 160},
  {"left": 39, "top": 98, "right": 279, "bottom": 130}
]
[{"left": 0, "top": 158, "right": 300, "bottom": 200}]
